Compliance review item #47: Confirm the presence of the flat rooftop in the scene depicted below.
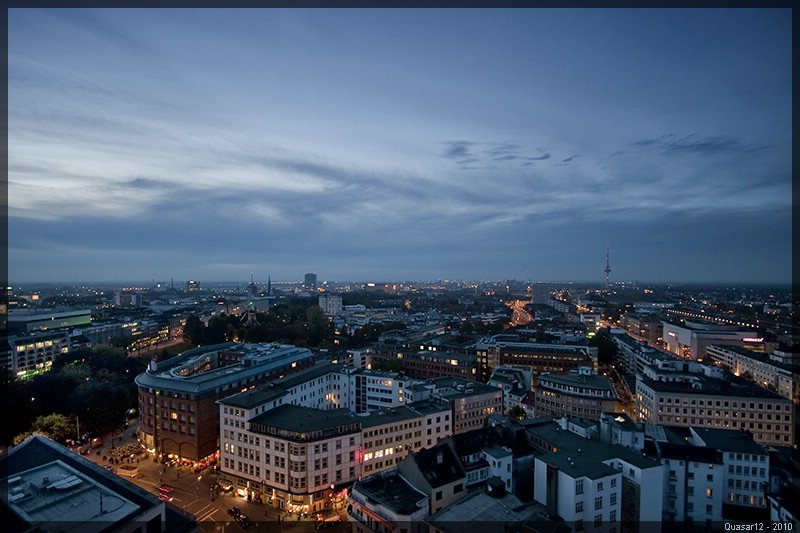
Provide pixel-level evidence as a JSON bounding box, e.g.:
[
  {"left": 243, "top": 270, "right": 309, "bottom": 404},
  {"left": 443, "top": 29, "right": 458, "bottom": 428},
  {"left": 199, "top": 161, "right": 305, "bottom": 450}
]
[
  {"left": 352, "top": 470, "right": 427, "bottom": 516},
  {"left": 425, "top": 488, "right": 556, "bottom": 532},
  {"left": 3, "top": 460, "right": 140, "bottom": 527}
]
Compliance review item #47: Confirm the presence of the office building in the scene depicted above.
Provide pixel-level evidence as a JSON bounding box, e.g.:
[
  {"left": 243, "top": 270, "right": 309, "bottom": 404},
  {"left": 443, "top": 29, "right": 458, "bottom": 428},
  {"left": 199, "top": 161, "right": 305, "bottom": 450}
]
[
  {"left": 662, "top": 320, "right": 756, "bottom": 360},
  {"left": 635, "top": 374, "right": 794, "bottom": 447},
  {"left": 5, "top": 330, "right": 70, "bottom": 377},
  {"left": 7, "top": 309, "right": 92, "bottom": 335},
  {"left": 534, "top": 366, "right": 619, "bottom": 421},
  {"left": 304, "top": 273, "right": 317, "bottom": 291}
]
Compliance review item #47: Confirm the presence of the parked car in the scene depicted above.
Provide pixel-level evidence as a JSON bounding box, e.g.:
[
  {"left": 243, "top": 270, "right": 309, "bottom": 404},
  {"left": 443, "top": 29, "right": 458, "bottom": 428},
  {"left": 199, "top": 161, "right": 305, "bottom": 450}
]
[
  {"left": 227, "top": 507, "right": 242, "bottom": 518},
  {"left": 236, "top": 515, "right": 251, "bottom": 528},
  {"left": 158, "top": 493, "right": 173, "bottom": 502},
  {"left": 159, "top": 484, "right": 174, "bottom": 493}
]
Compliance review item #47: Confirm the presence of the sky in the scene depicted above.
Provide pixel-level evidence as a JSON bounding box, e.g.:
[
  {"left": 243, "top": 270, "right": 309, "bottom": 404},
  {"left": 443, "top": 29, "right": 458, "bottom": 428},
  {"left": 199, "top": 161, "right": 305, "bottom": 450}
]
[{"left": 8, "top": 8, "right": 793, "bottom": 285}]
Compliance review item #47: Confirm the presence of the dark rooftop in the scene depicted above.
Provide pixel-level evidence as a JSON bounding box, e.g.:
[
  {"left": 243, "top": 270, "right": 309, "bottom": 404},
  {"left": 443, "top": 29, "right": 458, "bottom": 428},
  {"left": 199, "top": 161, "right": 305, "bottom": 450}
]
[
  {"left": 410, "top": 443, "right": 466, "bottom": 488},
  {"left": 351, "top": 470, "right": 427, "bottom": 516}
]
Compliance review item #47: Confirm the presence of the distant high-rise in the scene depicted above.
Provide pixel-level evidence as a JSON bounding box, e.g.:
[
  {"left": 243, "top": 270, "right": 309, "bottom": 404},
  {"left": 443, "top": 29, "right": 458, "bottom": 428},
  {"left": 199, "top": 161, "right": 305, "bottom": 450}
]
[
  {"left": 186, "top": 280, "right": 200, "bottom": 292},
  {"left": 248, "top": 272, "right": 257, "bottom": 296},
  {"left": 604, "top": 245, "right": 612, "bottom": 287},
  {"left": 304, "top": 273, "right": 317, "bottom": 290}
]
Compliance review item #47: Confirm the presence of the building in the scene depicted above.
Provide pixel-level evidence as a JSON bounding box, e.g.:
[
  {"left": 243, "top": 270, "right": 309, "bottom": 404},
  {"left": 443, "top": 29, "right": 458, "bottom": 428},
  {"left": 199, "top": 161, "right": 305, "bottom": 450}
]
[
  {"left": 400, "top": 350, "right": 479, "bottom": 381},
  {"left": 220, "top": 404, "right": 360, "bottom": 512},
  {"left": 217, "top": 372, "right": 453, "bottom": 507},
  {"left": 348, "top": 470, "right": 429, "bottom": 533},
  {"left": 304, "top": 273, "right": 317, "bottom": 291},
  {"left": 318, "top": 293, "right": 342, "bottom": 316},
  {"left": 635, "top": 372, "right": 795, "bottom": 447},
  {"left": 0, "top": 435, "right": 191, "bottom": 533},
  {"left": 396, "top": 443, "right": 468, "bottom": 514},
  {"left": 526, "top": 417, "right": 664, "bottom": 529},
  {"left": 359, "top": 401, "right": 451, "bottom": 476},
  {"left": 620, "top": 312, "right": 664, "bottom": 347},
  {"left": 7, "top": 309, "right": 92, "bottom": 335},
  {"left": 429, "top": 377, "right": 503, "bottom": 434},
  {"left": 691, "top": 427, "right": 770, "bottom": 519},
  {"left": 5, "top": 329, "right": 70, "bottom": 377},
  {"left": 662, "top": 320, "right": 756, "bottom": 360},
  {"left": 185, "top": 281, "right": 200, "bottom": 292},
  {"left": 706, "top": 344, "right": 799, "bottom": 404},
  {"left": 534, "top": 367, "right": 619, "bottom": 421},
  {"left": 424, "top": 489, "right": 559, "bottom": 533},
  {"left": 647, "top": 440, "right": 725, "bottom": 522},
  {"left": 135, "top": 342, "right": 315, "bottom": 462},
  {"left": 490, "top": 340, "right": 594, "bottom": 376}
]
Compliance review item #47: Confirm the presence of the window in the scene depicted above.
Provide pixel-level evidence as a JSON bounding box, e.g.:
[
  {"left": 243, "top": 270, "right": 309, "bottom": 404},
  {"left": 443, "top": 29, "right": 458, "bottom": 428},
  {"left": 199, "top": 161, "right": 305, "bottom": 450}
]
[
  {"left": 576, "top": 502, "right": 584, "bottom": 513},
  {"left": 595, "top": 497, "right": 603, "bottom": 510},
  {"left": 435, "top": 491, "right": 443, "bottom": 501},
  {"left": 610, "top": 510, "right": 616, "bottom": 522},
  {"left": 706, "top": 488, "right": 713, "bottom": 498},
  {"left": 610, "top": 478, "right": 617, "bottom": 488},
  {"left": 576, "top": 479, "right": 584, "bottom": 495},
  {"left": 597, "top": 481, "right": 604, "bottom": 491}
]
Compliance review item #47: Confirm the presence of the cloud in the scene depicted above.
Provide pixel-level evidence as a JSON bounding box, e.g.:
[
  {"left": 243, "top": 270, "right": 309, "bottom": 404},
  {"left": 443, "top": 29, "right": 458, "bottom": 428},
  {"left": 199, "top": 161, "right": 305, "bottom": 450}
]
[
  {"left": 561, "top": 155, "right": 578, "bottom": 163},
  {"left": 441, "top": 140, "right": 476, "bottom": 159},
  {"left": 524, "top": 153, "right": 551, "bottom": 161},
  {"left": 631, "top": 133, "right": 765, "bottom": 157}
]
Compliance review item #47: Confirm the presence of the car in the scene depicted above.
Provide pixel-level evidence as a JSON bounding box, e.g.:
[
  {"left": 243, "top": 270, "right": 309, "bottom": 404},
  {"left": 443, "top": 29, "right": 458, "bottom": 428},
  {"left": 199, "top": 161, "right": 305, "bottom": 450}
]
[
  {"left": 104, "top": 465, "right": 115, "bottom": 472},
  {"left": 227, "top": 507, "right": 242, "bottom": 518},
  {"left": 159, "top": 484, "right": 174, "bottom": 493},
  {"left": 236, "top": 515, "right": 250, "bottom": 528},
  {"left": 158, "top": 493, "right": 174, "bottom": 502}
]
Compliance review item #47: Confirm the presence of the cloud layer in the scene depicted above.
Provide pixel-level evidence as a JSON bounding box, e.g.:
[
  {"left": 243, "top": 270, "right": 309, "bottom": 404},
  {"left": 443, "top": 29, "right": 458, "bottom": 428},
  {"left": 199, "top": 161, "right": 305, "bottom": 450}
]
[{"left": 7, "top": 9, "right": 792, "bottom": 284}]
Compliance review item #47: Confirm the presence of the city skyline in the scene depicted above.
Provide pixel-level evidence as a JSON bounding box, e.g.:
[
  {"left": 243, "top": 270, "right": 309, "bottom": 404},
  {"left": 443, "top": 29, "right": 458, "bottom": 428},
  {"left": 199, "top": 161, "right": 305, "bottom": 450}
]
[{"left": 8, "top": 8, "right": 792, "bottom": 284}]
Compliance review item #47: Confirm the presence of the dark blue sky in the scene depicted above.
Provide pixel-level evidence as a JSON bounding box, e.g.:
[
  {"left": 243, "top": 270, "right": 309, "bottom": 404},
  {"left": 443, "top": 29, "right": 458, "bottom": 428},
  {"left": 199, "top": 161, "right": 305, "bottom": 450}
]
[{"left": 8, "top": 9, "right": 792, "bottom": 284}]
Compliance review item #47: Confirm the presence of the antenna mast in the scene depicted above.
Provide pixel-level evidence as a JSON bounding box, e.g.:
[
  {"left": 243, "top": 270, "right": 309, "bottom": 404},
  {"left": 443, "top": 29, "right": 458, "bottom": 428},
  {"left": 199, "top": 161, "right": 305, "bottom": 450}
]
[{"left": 604, "top": 245, "right": 612, "bottom": 288}]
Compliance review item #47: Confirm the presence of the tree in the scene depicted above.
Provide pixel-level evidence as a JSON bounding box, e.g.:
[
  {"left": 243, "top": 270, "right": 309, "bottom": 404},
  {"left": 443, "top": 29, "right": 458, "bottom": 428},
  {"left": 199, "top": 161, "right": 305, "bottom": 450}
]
[
  {"left": 30, "top": 413, "right": 76, "bottom": 443},
  {"left": 183, "top": 314, "right": 205, "bottom": 345},
  {"left": 70, "top": 381, "right": 132, "bottom": 435},
  {"left": 589, "top": 329, "right": 618, "bottom": 366},
  {"left": 506, "top": 405, "right": 527, "bottom": 421}
]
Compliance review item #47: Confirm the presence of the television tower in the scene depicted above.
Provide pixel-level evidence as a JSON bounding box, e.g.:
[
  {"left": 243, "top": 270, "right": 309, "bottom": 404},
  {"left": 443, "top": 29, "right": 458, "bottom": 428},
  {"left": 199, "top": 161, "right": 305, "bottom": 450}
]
[{"left": 604, "top": 246, "right": 612, "bottom": 288}]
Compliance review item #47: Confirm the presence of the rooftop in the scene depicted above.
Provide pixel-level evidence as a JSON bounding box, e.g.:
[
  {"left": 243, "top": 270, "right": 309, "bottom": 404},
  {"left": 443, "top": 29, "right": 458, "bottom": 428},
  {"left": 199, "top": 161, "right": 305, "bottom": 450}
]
[
  {"left": 249, "top": 404, "right": 360, "bottom": 437},
  {"left": 537, "top": 372, "right": 614, "bottom": 391},
  {"left": 0, "top": 436, "right": 168, "bottom": 533},
  {"left": 424, "top": 487, "right": 558, "bottom": 533},
  {"left": 135, "top": 342, "right": 316, "bottom": 394},
  {"left": 637, "top": 375, "right": 788, "bottom": 400},
  {"left": 352, "top": 470, "right": 427, "bottom": 516},
  {"left": 691, "top": 427, "right": 767, "bottom": 455},
  {"left": 409, "top": 444, "right": 466, "bottom": 488}
]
